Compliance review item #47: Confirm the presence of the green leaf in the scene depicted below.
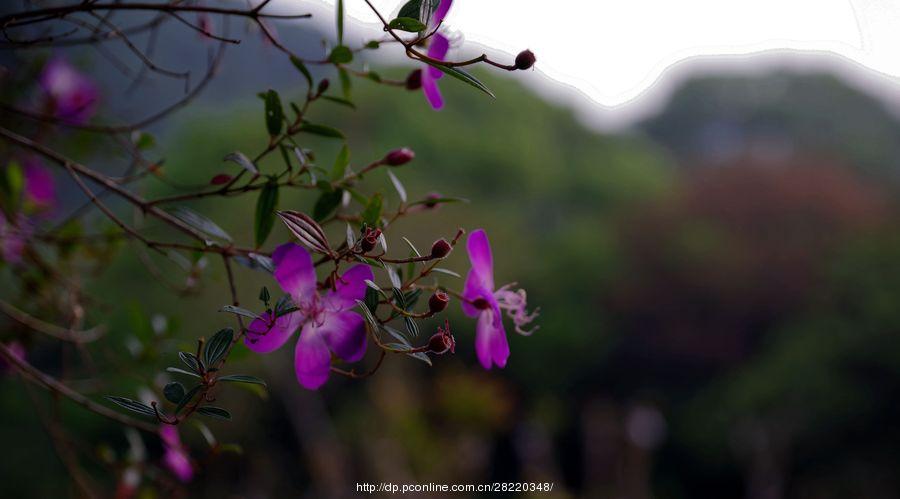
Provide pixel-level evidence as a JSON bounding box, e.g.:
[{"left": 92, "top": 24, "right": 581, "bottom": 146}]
[
  {"left": 321, "top": 95, "right": 356, "bottom": 109},
  {"left": 407, "top": 351, "right": 433, "bottom": 366},
  {"left": 328, "top": 45, "right": 353, "bottom": 64},
  {"left": 217, "top": 374, "right": 267, "bottom": 387},
  {"left": 254, "top": 180, "right": 279, "bottom": 247},
  {"left": 298, "top": 122, "right": 345, "bottom": 139},
  {"left": 388, "top": 17, "right": 426, "bottom": 32},
  {"left": 290, "top": 56, "right": 313, "bottom": 90},
  {"left": 313, "top": 189, "right": 343, "bottom": 221},
  {"left": 263, "top": 89, "right": 284, "bottom": 136},
  {"left": 387, "top": 170, "right": 407, "bottom": 202},
  {"left": 336, "top": 0, "right": 344, "bottom": 44},
  {"left": 431, "top": 267, "right": 461, "bottom": 278},
  {"left": 383, "top": 325, "right": 411, "bottom": 346},
  {"left": 361, "top": 193, "right": 383, "bottom": 228},
  {"left": 364, "top": 287, "right": 381, "bottom": 317},
  {"left": 337, "top": 67, "right": 352, "bottom": 100},
  {"left": 331, "top": 145, "right": 350, "bottom": 181},
  {"left": 356, "top": 299, "right": 380, "bottom": 333},
  {"left": 203, "top": 327, "right": 234, "bottom": 367},
  {"left": 408, "top": 195, "right": 469, "bottom": 207},
  {"left": 197, "top": 406, "right": 232, "bottom": 421},
  {"left": 164, "top": 382, "right": 185, "bottom": 404},
  {"left": 0, "top": 161, "right": 23, "bottom": 212},
  {"left": 179, "top": 351, "right": 202, "bottom": 374},
  {"left": 219, "top": 305, "right": 259, "bottom": 320},
  {"left": 424, "top": 62, "right": 495, "bottom": 98},
  {"left": 133, "top": 131, "right": 156, "bottom": 150},
  {"left": 169, "top": 206, "right": 233, "bottom": 243},
  {"left": 365, "top": 40, "right": 380, "bottom": 49},
  {"left": 223, "top": 151, "right": 259, "bottom": 174},
  {"left": 106, "top": 396, "right": 156, "bottom": 417},
  {"left": 259, "top": 286, "right": 271, "bottom": 304},
  {"left": 166, "top": 367, "right": 201, "bottom": 378},
  {"left": 176, "top": 385, "right": 202, "bottom": 414}
]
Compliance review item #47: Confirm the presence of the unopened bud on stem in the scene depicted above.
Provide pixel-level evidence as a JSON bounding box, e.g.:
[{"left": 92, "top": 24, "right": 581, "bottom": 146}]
[
  {"left": 514, "top": 49, "right": 536, "bottom": 70},
  {"left": 405, "top": 69, "right": 422, "bottom": 90},
  {"left": 384, "top": 148, "right": 415, "bottom": 166},
  {"left": 430, "top": 238, "right": 452, "bottom": 258},
  {"left": 428, "top": 291, "right": 450, "bottom": 313}
]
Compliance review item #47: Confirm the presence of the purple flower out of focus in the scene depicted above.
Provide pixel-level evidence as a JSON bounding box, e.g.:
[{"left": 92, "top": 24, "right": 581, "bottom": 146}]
[
  {"left": 461, "top": 229, "right": 538, "bottom": 369},
  {"left": 24, "top": 158, "right": 56, "bottom": 210},
  {"left": 421, "top": 0, "right": 453, "bottom": 110},
  {"left": 159, "top": 425, "right": 193, "bottom": 482},
  {"left": 39, "top": 56, "right": 98, "bottom": 124},
  {"left": 244, "top": 243, "right": 373, "bottom": 390}
]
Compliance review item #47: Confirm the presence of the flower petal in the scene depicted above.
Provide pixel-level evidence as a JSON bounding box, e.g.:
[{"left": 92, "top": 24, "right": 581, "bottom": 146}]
[
  {"left": 466, "top": 229, "right": 494, "bottom": 290},
  {"left": 461, "top": 271, "right": 491, "bottom": 317},
  {"left": 426, "top": 34, "right": 450, "bottom": 80},
  {"left": 475, "top": 306, "right": 508, "bottom": 369},
  {"left": 164, "top": 448, "right": 193, "bottom": 483},
  {"left": 272, "top": 243, "right": 317, "bottom": 301},
  {"left": 323, "top": 264, "right": 374, "bottom": 311},
  {"left": 422, "top": 70, "right": 444, "bottom": 110},
  {"left": 24, "top": 161, "right": 55, "bottom": 210},
  {"left": 294, "top": 323, "right": 331, "bottom": 390},
  {"left": 244, "top": 311, "right": 302, "bottom": 353},
  {"left": 319, "top": 311, "right": 367, "bottom": 362},
  {"left": 432, "top": 0, "right": 453, "bottom": 25}
]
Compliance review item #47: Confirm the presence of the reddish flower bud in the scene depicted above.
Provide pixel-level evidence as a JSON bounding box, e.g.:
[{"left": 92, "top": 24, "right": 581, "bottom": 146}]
[
  {"left": 430, "top": 238, "right": 452, "bottom": 258},
  {"left": 428, "top": 291, "right": 450, "bottom": 313},
  {"left": 384, "top": 148, "right": 415, "bottom": 166},
  {"left": 405, "top": 69, "right": 422, "bottom": 90},
  {"left": 424, "top": 192, "right": 442, "bottom": 209},
  {"left": 514, "top": 49, "right": 536, "bottom": 70},
  {"left": 360, "top": 227, "right": 381, "bottom": 253},
  {"left": 317, "top": 78, "right": 330, "bottom": 95},
  {"left": 427, "top": 320, "right": 455, "bottom": 355},
  {"left": 209, "top": 173, "right": 232, "bottom": 185}
]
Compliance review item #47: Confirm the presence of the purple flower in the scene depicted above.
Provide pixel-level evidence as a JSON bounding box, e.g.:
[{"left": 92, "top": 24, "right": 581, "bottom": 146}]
[
  {"left": 24, "top": 158, "right": 56, "bottom": 210},
  {"left": 244, "top": 243, "right": 373, "bottom": 389},
  {"left": 461, "top": 230, "right": 538, "bottom": 369},
  {"left": 39, "top": 56, "right": 98, "bottom": 124},
  {"left": 421, "top": 0, "right": 452, "bottom": 110},
  {"left": 159, "top": 425, "right": 193, "bottom": 482}
]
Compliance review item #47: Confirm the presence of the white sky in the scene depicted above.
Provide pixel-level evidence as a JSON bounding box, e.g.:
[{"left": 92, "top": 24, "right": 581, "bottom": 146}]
[{"left": 307, "top": 0, "right": 900, "bottom": 126}]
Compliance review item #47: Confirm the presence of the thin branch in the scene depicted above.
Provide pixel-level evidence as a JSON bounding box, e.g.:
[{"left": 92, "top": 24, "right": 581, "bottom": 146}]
[
  {"left": 0, "top": 299, "right": 106, "bottom": 343},
  {"left": 0, "top": 343, "right": 157, "bottom": 433}
]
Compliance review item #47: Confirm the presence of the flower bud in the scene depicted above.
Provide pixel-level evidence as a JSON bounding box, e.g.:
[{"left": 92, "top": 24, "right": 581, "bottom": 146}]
[
  {"left": 427, "top": 320, "right": 455, "bottom": 355},
  {"left": 428, "top": 291, "right": 450, "bottom": 313},
  {"left": 424, "top": 192, "right": 442, "bottom": 209},
  {"left": 360, "top": 227, "right": 381, "bottom": 253},
  {"left": 316, "top": 78, "right": 330, "bottom": 95},
  {"left": 209, "top": 173, "right": 232, "bottom": 185},
  {"left": 430, "top": 238, "right": 452, "bottom": 258},
  {"left": 514, "top": 49, "right": 536, "bottom": 70},
  {"left": 384, "top": 147, "right": 415, "bottom": 166},
  {"left": 405, "top": 69, "right": 422, "bottom": 90}
]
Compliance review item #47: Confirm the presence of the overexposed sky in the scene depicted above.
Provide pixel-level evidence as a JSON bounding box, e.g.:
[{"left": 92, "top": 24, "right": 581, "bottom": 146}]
[{"left": 308, "top": 0, "right": 900, "bottom": 125}]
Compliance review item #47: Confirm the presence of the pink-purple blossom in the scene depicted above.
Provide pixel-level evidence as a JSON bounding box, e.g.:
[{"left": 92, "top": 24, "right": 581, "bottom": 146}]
[
  {"left": 244, "top": 243, "right": 373, "bottom": 389},
  {"left": 461, "top": 229, "right": 538, "bottom": 369},
  {"left": 24, "top": 158, "right": 56, "bottom": 210},
  {"left": 159, "top": 425, "right": 193, "bottom": 482},
  {"left": 421, "top": 0, "right": 453, "bottom": 110},
  {"left": 39, "top": 56, "right": 98, "bottom": 124}
]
